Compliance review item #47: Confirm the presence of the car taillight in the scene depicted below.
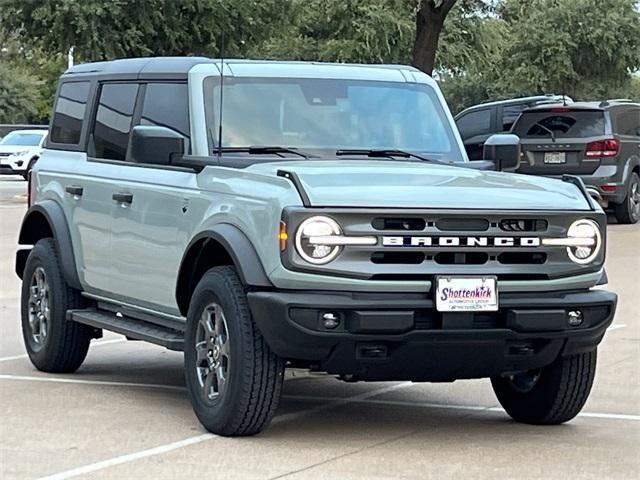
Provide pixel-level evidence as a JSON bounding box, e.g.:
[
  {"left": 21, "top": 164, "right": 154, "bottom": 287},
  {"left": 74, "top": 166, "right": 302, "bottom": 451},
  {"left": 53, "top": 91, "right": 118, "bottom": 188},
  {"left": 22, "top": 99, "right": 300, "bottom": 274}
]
[{"left": 585, "top": 139, "right": 619, "bottom": 158}]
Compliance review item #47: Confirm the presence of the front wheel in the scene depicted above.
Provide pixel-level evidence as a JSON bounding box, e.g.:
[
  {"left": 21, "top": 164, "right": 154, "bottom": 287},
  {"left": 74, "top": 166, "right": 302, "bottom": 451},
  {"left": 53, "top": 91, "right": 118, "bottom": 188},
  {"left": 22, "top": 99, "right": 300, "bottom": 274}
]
[
  {"left": 184, "top": 266, "right": 284, "bottom": 436},
  {"left": 491, "top": 350, "right": 597, "bottom": 425}
]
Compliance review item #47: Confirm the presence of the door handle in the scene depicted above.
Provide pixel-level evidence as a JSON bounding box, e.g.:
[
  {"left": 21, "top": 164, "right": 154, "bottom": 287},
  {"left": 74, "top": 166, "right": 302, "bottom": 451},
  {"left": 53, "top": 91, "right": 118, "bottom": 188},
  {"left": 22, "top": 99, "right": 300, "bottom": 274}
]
[
  {"left": 65, "top": 185, "right": 83, "bottom": 196},
  {"left": 112, "top": 192, "right": 133, "bottom": 204}
]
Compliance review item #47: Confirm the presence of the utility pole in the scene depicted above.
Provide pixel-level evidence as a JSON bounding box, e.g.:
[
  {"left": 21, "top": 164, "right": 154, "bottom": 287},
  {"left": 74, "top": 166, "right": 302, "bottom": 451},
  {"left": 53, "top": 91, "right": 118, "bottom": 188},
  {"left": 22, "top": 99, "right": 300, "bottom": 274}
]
[{"left": 67, "top": 46, "right": 75, "bottom": 69}]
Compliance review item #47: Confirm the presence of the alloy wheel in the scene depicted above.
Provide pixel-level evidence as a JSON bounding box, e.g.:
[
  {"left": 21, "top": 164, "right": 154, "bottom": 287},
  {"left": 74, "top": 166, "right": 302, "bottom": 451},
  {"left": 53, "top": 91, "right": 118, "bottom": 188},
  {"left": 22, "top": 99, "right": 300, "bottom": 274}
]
[
  {"left": 27, "top": 266, "right": 50, "bottom": 349},
  {"left": 629, "top": 178, "right": 639, "bottom": 221},
  {"left": 195, "top": 303, "right": 230, "bottom": 402}
]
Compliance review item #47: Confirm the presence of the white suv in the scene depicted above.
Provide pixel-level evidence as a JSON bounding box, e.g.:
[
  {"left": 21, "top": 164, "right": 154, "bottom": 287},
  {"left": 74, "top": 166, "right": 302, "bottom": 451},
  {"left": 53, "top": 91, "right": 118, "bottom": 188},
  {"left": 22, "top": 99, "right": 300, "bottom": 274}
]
[{"left": 0, "top": 129, "right": 48, "bottom": 179}]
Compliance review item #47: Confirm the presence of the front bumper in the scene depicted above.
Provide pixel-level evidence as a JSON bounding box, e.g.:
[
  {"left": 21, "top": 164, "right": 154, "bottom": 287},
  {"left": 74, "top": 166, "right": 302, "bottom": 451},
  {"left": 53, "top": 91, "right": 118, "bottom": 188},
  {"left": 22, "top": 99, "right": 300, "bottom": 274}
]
[
  {"left": 0, "top": 157, "right": 26, "bottom": 174},
  {"left": 248, "top": 288, "right": 617, "bottom": 381},
  {"left": 579, "top": 166, "right": 626, "bottom": 204}
]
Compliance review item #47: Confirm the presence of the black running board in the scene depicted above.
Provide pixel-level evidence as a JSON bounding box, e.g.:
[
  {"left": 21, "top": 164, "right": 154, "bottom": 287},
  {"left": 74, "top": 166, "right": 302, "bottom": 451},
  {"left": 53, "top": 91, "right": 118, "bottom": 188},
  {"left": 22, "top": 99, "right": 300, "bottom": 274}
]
[{"left": 68, "top": 308, "right": 184, "bottom": 351}]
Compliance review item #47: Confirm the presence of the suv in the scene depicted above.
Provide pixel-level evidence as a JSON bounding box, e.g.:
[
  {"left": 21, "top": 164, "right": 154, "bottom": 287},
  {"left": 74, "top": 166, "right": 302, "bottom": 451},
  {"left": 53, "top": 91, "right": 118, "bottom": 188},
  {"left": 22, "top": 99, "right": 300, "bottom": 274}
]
[
  {"left": 0, "top": 129, "right": 48, "bottom": 179},
  {"left": 16, "top": 58, "right": 616, "bottom": 436},
  {"left": 512, "top": 101, "right": 640, "bottom": 224},
  {"left": 455, "top": 95, "right": 573, "bottom": 160}
]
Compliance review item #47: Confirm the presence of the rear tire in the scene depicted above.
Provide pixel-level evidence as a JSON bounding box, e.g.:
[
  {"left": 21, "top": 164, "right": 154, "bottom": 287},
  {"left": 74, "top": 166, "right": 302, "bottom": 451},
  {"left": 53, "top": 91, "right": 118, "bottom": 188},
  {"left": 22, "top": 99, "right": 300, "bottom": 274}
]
[
  {"left": 614, "top": 172, "right": 640, "bottom": 224},
  {"left": 491, "top": 350, "right": 597, "bottom": 425},
  {"left": 184, "top": 266, "right": 284, "bottom": 436},
  {"left": 21, "top": 238, "right": 93, "bottom": 373}
]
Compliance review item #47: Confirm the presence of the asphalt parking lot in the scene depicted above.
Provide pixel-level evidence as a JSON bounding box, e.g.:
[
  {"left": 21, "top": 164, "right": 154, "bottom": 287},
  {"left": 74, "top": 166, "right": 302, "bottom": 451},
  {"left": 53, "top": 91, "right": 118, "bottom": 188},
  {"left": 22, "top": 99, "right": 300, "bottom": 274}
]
[{"left": 0, "top": 175, "right": 638, "bottom": 479}]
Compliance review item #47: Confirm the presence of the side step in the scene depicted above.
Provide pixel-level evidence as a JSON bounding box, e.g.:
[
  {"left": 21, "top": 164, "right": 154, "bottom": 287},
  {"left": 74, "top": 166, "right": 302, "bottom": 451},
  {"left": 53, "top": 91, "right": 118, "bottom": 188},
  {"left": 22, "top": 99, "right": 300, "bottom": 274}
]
[{"left": 68, "top": 308, "right": 184, "bottom": 351}]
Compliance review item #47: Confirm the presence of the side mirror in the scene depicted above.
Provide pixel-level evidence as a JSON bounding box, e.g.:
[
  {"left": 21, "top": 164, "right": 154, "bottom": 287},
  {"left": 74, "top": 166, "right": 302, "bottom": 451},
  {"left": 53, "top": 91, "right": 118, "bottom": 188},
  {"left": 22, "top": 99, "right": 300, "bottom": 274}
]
[
  {"left": 127, "top": 126, "right": 185, "bottom": 166},
  {"left": 483, "top": 133, "right": 520, "bottom": 171}
]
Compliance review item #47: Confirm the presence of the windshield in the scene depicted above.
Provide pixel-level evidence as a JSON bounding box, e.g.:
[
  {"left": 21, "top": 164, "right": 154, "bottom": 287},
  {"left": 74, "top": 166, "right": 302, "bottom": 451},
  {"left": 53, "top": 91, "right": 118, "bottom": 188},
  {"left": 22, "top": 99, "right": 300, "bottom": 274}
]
[
  {"left": 204, "top": 77, "right": 464, "bottom": 162},
  {"left": 512, "top": 110, "right": 606, "bottom": 138},
  {"left": 0, "top": 132, "right": 45, "bottom": 146}
]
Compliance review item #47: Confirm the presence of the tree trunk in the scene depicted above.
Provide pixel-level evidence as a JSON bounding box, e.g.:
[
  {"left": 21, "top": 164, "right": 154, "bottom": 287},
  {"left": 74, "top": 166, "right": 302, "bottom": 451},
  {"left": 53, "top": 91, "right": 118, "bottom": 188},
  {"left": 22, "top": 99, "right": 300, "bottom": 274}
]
[{"left": 412, "top": 0, "right": 458, "bottom": 75}]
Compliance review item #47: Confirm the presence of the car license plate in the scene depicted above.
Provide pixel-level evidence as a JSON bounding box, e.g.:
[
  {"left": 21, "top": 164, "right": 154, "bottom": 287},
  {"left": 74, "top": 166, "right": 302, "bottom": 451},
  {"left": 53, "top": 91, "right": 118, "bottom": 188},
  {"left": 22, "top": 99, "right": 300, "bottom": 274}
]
[
  {"left": 435, "top": 276, "right": 498, "bottom": 312},
  {"left": 544, "top": 152, "right": 566, "bottom": 164}
]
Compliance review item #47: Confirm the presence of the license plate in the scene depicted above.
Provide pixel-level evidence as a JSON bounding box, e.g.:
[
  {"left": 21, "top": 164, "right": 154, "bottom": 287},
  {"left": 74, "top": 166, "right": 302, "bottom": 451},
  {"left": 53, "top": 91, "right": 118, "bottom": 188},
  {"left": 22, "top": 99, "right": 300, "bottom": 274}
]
[
  {"left": 436, "top": 276, "right": 498, "bottom": 312},
  {"left": 544, "top": 152, "right": 566, "bottom": 164}
]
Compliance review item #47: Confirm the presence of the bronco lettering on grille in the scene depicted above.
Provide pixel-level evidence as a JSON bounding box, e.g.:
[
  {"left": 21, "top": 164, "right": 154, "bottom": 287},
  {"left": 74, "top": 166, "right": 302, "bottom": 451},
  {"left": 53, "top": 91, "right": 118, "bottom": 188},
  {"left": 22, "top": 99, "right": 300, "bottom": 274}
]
[{"left": 382, "top": 236, "right": 541, "bottom": 247}]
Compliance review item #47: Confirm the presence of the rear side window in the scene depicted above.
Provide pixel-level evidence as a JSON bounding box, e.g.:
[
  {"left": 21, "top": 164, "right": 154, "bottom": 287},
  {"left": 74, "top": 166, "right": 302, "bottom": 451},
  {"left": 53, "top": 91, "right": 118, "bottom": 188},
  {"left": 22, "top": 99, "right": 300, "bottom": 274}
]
[
  {"left": 457, "top": 109, "right": 491, "bottom": 139},
  {"left": 50, "top": 81, "right": 91, "bottom": 144},
  {"left": 140, "top": 83, "right": 190, "bottom": 143},
  {"left": 614, "top": 109, "right": 640, "bottom": 136},
  {"left": 92, "top": 83, "right": 139, "bottom": 161},
  {"left": 502, "top": 105, "right": 525, "bottom": 131},
  {"left": 513, "top": 111, "right": 605, "bottom": 138}
]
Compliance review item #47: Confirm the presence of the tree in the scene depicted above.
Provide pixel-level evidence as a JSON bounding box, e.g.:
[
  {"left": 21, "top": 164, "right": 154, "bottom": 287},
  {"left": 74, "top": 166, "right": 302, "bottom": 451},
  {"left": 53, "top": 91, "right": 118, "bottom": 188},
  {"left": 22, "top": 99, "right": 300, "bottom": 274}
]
[
  {"left": 412, "top": 0, "right": 458, "bottom": 74},
  {"left": 497, "top": 0, "right": 640, "bottom": 99},
  {"left": 0, "top": 61, "right": 40, "bottom": 124}
]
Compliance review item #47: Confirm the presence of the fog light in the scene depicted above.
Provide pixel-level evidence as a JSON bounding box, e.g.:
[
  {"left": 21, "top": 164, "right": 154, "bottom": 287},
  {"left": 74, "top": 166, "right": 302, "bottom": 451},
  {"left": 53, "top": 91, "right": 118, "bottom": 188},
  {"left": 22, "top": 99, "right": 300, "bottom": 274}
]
[
  {"left": 567, "top": 310, "right": 583, "bottom": 327},
  {"left": 321, "top": 312, "right": 340, "bottom": 329}
]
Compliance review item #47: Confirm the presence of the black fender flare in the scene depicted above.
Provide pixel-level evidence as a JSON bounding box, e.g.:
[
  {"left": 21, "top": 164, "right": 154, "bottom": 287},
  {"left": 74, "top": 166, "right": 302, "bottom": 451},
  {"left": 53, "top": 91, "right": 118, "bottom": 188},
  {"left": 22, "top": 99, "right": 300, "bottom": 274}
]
[
  {"left": 179, "top": 223, "right": 273, "bottom": 288},
  {"left": 17, "top": 200, "right": 81, "bottom": 289}
]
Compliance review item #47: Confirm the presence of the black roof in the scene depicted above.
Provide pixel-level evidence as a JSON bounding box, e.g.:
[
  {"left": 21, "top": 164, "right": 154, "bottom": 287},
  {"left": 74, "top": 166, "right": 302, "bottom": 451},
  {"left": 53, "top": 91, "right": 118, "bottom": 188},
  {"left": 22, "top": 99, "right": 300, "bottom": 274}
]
[{"left": 62, "top": 56, "right": 217, "bottom": 81}]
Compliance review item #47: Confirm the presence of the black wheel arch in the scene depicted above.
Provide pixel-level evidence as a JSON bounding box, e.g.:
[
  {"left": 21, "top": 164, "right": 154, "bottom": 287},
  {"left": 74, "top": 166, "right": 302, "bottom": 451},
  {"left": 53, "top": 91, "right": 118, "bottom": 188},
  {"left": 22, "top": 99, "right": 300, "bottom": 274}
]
[
  {"left": 176, "top": 224, "right": 273, "bottom": 316},
  {"left": 16, "top": 200, "right": 81, "bottom": 290}
]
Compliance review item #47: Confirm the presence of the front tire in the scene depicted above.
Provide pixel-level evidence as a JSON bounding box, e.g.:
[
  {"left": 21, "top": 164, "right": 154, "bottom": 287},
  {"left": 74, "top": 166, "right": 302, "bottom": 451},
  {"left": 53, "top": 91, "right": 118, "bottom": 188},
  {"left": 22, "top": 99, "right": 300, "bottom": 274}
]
[
  {"left": 614, "top": 172, "right": 640, "bottom": 224},
  {"left": 21, "top": 157, "right": 38, "bottom": 180},
  {"left": 184, "top": 266, "right": 284, "bottom": 436},
  {"left": 491, "top": 350, "right": 597, "bottom": 425},
  {"left": 21, "top": 238, "right": 93, "bottom": 372}
]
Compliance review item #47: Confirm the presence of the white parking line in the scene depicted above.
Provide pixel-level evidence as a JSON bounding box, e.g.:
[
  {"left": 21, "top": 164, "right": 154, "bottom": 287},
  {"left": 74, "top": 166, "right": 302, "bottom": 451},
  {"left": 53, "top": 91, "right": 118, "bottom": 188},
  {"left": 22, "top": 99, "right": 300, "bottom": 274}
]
[
  {"left": 39, "top": 434, "right": 215, "bottom": 480},
  {"left": 0, "top": 338, "right": 126, "bottom": 363},
  {"left": 36, "top": 381, "right": 412, "bottom": 480},
  {"left": 0, "top": 374, "right": 186, "bottom": 391},
  {"left": 608, "top": 324, "right": 627, "bottom": 331}
]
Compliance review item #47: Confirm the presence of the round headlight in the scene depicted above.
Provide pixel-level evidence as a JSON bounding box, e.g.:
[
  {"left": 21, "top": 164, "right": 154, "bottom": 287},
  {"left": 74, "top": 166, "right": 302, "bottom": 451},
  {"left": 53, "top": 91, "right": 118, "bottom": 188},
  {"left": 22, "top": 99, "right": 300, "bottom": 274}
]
[
  {"left": 295, "top": 216, "right": 342, "bottom": 264},
  {"left": 566, "top": 219, "right": 601, "bottom": 264}
]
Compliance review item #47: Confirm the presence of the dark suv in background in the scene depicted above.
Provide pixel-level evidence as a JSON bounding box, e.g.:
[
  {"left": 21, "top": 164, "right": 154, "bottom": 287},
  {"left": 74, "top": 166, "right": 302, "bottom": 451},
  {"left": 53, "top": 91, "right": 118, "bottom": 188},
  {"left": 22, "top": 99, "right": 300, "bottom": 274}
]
[
  {"left": 455, "top": 95, "right": 572, "bottom": 160},
  {"left": 512, "top": 100, "right": 640, "bottom": 224}
]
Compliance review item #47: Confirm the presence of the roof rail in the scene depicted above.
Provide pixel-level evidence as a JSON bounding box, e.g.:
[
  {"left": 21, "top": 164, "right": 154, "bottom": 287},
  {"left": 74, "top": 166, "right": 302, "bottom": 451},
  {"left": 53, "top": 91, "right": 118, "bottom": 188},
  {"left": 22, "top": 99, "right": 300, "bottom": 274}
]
[{"left": 600, "top": 98, "right": 633, "bottom": 107}]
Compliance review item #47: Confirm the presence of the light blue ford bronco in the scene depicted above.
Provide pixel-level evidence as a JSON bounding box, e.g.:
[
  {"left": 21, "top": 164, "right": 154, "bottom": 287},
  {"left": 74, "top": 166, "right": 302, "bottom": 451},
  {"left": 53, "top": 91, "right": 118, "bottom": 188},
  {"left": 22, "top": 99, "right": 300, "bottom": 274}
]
[{"left": 16, "top": 58, "right": 617, "bottom": 436}]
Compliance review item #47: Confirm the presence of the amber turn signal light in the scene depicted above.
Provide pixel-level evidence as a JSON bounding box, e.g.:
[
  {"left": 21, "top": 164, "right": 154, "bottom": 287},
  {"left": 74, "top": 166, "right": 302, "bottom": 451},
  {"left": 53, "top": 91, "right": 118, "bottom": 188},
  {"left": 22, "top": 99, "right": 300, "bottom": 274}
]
[{"left": 279, "top": 221, "right": 288, "bottom": 251}]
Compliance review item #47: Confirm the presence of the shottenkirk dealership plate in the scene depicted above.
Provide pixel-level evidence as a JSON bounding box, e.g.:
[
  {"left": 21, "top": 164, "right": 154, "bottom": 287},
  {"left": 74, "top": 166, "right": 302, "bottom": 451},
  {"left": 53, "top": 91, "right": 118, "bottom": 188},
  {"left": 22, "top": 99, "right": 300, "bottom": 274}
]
[
  {"left": 436, "top": 276, "right": 498, "bottom": 312},
  {"left": 543, "top": 151, "right": 566, "bottom": 164}
]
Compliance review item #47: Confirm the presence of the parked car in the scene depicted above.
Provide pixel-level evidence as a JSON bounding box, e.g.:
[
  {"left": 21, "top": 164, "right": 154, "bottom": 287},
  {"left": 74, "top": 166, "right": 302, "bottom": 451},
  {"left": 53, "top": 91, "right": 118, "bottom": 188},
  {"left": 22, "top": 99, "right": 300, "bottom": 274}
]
[
  {"left": 455, "top": 95, "right": 573, "bottom": 160},
  {"left": 512, "top": 100, "right": 640, "bottom": 224},
  {"left": 16, "top": 58, "right": 616, "bottom": 436},
  {"left": 0, "top": 129, "right": 48, "bottom": 179}
]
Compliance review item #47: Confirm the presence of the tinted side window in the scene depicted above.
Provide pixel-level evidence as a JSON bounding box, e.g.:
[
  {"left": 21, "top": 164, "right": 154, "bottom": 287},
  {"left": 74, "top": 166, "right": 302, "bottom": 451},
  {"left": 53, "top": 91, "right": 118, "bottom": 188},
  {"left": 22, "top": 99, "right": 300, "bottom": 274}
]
[
  {"left": 614, "top": 109, "right": 640, "bottom": 136},
  {"left": 51, "top": 81, "right": 91, "bottom": 144},
  {"left": 92, "top": 83, "right": 139, "bottom": 161},
  {"left": 457, "top": 109, "right": 491, "bottom": 140},
  {"left": 140, "top": 83, "right": 190, "bottom": 145},
  {"left": 502, "top": 105, "right": 525, "bottom": 131}
]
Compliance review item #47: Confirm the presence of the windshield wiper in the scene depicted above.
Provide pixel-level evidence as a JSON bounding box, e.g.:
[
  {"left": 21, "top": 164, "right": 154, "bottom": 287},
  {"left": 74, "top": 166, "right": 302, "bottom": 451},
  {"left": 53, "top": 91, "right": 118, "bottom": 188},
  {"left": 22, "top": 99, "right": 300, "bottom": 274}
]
[
  {"left": 220, "top": 146, "right": 312, "bottom": 159},
  {"left": 532, "top": 122, "right": 556, "bottom": 142},
  {"left": 335, "top": 148, "right": 447, "bottom": 165}
]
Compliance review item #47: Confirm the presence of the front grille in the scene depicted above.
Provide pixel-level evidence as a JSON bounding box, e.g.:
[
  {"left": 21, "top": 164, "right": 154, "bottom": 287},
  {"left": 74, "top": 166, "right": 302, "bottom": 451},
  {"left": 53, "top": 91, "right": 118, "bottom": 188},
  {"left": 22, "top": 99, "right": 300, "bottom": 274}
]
[{"left": 283, "top": 208, "right": 605, "bottom": 281}]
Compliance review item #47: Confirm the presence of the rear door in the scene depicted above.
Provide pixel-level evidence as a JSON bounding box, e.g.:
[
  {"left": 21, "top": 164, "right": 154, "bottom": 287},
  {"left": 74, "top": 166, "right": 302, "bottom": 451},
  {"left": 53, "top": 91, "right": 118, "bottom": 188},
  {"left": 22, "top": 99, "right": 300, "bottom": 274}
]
[
  {"left": 612, "top": 106, "right": 640, "bottom": 167},
  {"left": 513, "top": 108, "right": 609, "bottom": 175}
]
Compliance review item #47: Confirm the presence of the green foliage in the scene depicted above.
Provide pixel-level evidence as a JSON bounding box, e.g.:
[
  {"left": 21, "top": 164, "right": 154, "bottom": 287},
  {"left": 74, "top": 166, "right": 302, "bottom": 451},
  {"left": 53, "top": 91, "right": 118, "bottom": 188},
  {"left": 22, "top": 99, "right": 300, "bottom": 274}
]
[
  {"left": 0, "top": 61, "right": 40, "bottom": 123},
  {"left": 1, "top": 0, "right": 638, "bottom": 121},
  {"left": 498, "top": 0, "right": 640, "bottom": 99}
]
